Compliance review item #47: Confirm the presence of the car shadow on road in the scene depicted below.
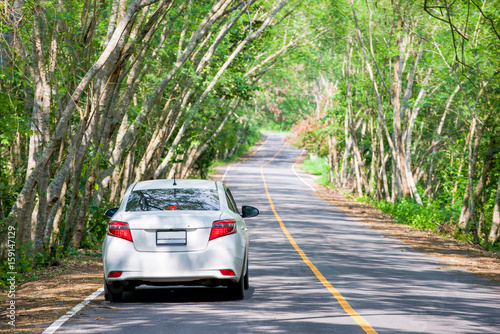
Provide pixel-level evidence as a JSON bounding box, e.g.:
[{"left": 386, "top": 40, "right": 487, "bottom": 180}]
[{"left": 117, "top": 285, "right": 256, "bottom": 303}]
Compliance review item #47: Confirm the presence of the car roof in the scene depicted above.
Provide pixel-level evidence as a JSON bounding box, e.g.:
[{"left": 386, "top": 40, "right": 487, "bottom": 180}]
[{"left": 131, "top": 179, "right": 218, "bottom": 191}]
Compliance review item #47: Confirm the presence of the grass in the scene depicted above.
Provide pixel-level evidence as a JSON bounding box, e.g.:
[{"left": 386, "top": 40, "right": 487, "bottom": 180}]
[{"left": 300, "top": 155, "right": 331, "bottom": 186}]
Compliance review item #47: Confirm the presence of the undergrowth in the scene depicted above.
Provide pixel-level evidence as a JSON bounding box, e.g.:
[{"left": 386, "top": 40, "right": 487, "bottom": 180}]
[
  {"left": 300, "top": 155, "right": 330, "bottom": 186},
  {"left": 299, "top": 155, "right": 500, "bottom": 254}
]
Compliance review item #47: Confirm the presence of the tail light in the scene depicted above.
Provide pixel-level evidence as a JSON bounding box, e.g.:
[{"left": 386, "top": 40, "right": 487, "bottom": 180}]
[
  {"left": 108, "top": 271, "right": 123, "bottom": 278},
  {"left": 220, "top": 269, "right": 235, "bottom": 276},
  {"left": 209, "top": 219, "right": 236, "bottom": 241},
  {"left": 107, "top": 221, "right": 133, "bottom": 242}
]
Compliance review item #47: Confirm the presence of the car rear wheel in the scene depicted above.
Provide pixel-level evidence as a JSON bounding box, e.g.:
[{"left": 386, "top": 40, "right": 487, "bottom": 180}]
[
  {"left": 244, "top": 259, "right": 249, "bottom": 290},
  {"left": 227, "top": 275, "right": 244, "bottom": 300},
  {"left": 227, "top": 262, "right": 246, "bottom": 301},
  {"left": 104, "top": 278, "right": 123, "bottom": 302}
]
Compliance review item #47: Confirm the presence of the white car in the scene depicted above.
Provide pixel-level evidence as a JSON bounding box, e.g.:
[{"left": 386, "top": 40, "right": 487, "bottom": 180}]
[{"left": 102, "top": 179, "right": 258, "bottom": 302}]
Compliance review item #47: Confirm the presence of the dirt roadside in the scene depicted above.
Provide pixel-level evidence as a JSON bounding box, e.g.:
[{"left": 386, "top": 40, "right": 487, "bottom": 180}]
[{"left": 2, "top": 138, "right": 499, "bottom": 333}]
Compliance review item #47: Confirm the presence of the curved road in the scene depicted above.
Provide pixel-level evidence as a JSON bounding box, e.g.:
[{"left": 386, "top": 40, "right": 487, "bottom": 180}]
[{"left": 47, "top": 133, "right": 500, "bottom": 334}]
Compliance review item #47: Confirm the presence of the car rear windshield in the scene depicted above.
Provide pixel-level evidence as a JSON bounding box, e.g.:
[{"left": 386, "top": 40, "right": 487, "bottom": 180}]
[{"left": 125, "top": 188, "right": 220, "bottom": 211}]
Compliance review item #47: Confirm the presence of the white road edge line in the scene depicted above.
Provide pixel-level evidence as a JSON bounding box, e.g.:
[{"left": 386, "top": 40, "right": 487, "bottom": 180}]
[
  {"left": 255, "top": 133, "right": 271, "bottom": 152},
  {"left": 223, "top": 133, "right": 274, "bottom": 182},
  {"left": 222, "top": 133, "right": 271, "bottom": 182},
  {"left": 221, "top": 165, "right": 231, "bottom": 182},
  {"left": 43, "top": 287, "right": 104, "bottom": 334},
  {"left": 291, "top": 162, "right": 315, "bottom": 191}
]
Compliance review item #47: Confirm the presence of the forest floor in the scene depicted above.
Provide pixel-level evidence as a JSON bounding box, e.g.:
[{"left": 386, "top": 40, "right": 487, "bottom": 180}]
[{"left": 2, "top": 138, "right": 500, "bottom": 333}]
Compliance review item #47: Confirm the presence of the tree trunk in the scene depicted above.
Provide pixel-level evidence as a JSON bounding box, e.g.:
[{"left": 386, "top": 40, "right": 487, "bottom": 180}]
[
  {"left": 350, "top": 122, "right": 370, "bottom": 195},
  {"left": 30, "top": 9, "right": 54, "bottom": 259},
  {"left": 341, "top": 38, "right": 353, "bottom": 188},
  {"left": 488, "top": 172, "right": 500, "bottom": 243},
  {"left": 351, "top": 0, "right": 396, "bottom": 199},
  {"left": 72, "top": 176, "right": 95, "bottom": 248},
  {"left": 0, "top": 0, "right": 25, "bottom": 68},
  {"left": 392, "top": 26, "right": 411, "bottom": 200},
  {"left": 458, "top": 85, "right": 491, "bottom": 230},
  {"left": 45, "top": 180, "right": 67, "bottom": 247},
  {"left": 328, "top": 134, "right": 340, "bottom": 187},
  {"left": 462, "top": 160, "right": 492, "bottom": 241},
  {"left": 155, "top": 0, "right": 291, "bottom": 179},
  {"left": 180, "top": 102, "right": 237, "bottom": 178},
  {"left": 402, "top": 64, "right": 431, "bottom": 206},
  {"left": 425, "top": 84, "right": 460, "bottom": 197},
  {"left": 369, "top": 117, "right": 377, "bottom": 196}
]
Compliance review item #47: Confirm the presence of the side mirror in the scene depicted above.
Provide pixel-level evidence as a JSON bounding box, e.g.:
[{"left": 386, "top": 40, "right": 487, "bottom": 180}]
[
  {"left": 241, "top": 206, "right": 259, "bottom": 218},
  {"left": 104, "top": 208, "right": 118, "bottom": 219}
]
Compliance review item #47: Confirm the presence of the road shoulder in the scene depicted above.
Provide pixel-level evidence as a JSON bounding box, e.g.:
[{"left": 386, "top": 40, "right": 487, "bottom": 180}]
[{"left": 311, "top": 175, "right": 500, "bottom": 286}]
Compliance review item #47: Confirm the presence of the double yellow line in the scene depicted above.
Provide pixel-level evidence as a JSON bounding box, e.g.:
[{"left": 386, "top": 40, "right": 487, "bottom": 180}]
[{"left": 260, "top": 143, "right": 378, "bottom": 334}]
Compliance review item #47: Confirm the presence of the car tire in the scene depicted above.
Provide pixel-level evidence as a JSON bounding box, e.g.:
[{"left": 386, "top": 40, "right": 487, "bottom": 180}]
[
  {"left": 244, "top": 259, "right": 249, "bottom": 290},
  {"left": 104, "top": 278, "right": 123, "bottom": 302},
  {"left": 227, "top": 274, "right": 244, "bottom": 300}
]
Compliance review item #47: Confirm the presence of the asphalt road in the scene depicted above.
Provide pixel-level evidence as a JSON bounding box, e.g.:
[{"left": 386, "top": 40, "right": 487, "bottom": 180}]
[{"left": 48, "top": 133, "right": 500, "bottom": 334}]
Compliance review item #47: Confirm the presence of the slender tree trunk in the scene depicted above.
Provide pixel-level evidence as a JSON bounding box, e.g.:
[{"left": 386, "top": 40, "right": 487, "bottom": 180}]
[
  {"left": 341, "top": 38, "right": 353, "bottom": 188},
  {"left": 488, "top": 172, "right": 500, "bottom": 243},
  {"left": 458, "top": 85, "right": 491, "bottom": 230},
  {"left": 463, "top": 160, "right": 492, "bottom": 241},
  {"left": 369, "top": 117, "right": 377, "bottom": 196},
  {"left": 402, "top": 65, "right": 431, "bottom": 206},
  {"left": 425, "top": 84, "right": 460, "bottom": 196},
  {"left": 45, "top": 179, "right": 67, "bottom": 248},
  {"left": 452, "top": 125, "right": 471, "bottom": 206},
  {"left": 351, "top": 0, "right": 397, "bottom": 199},
  {"left": 0, "top": 0, "right": 26, "bottom": 68},
  {"left": 72, "top": 176, "right": 95, "bottom": 248},
  {"left": 392, "top": 26, "right": 411, "bottom": 199},
  {"left": 353, "top": 153, "right": 363, "bottom": 197},
  {"left": 350, "top": 123, "right": 370, "bottom": 194},
  {"left": 180, "top": 101, "right": 238, "bottom": 178},
  {"left": 29, "top": 8, "right": 54, "bottom": 258},
  {"left": 328, "top": 134, "right": 340, "bottom": 187},
  {"left": 156, "top": 0, "right": 291, "bottom": 178}
]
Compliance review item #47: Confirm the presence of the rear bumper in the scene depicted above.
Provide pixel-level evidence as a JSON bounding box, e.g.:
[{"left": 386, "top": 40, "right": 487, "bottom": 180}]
[{"left": 102, "top": 236, "right": 245, "bottom": 284}]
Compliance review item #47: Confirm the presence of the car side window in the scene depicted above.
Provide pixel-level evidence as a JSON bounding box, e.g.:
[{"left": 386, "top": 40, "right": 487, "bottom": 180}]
[{"left": 224, "top": 186, "right": 240, "bottom": 215}]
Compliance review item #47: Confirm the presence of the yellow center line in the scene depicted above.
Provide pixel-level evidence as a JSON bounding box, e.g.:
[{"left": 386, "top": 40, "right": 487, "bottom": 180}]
[{"left": 260, "top": 142, "right": 378, "bottom": 334}]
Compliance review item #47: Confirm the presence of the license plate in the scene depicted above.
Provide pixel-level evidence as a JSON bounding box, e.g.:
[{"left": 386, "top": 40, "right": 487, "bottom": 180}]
[{"left": 156, "top": 231, "right": 187, "bottom": 246}]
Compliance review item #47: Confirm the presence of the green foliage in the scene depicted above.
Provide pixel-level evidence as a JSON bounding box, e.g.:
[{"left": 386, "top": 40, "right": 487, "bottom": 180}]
[
  {"left": 210, "top": 123, "right": 262, "bottom": 167},
  {"left": 301, "top": 155, "right": 328, "bottom": 176},
  {"left": 300, "top": 155, "right": 331, "bottom": 186},
  {"left": 373, "top": 198, "right": 461, "bottom": 232},
  {"left": 80, "top": 200, "right": 113, "bottom": 249}
]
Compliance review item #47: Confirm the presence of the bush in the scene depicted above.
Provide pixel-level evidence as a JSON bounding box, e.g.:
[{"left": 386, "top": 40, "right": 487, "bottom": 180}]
[
  {"left": 301, "top": 155, "right": 327, "bottom": 175},
  {"left": 373, "top": 198, "right": 459, "bottom": 232},
  {"left": 286, "top": 115, "right": 328, "bottom": 156},
  {"left": 300, "top": 155, "right": 330, "bottom": 186}
]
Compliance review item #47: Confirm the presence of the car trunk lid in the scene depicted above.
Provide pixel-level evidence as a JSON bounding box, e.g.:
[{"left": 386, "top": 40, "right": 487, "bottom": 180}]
[{"left": 119, "top": 211, "right": 222, "bottom": 252}]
